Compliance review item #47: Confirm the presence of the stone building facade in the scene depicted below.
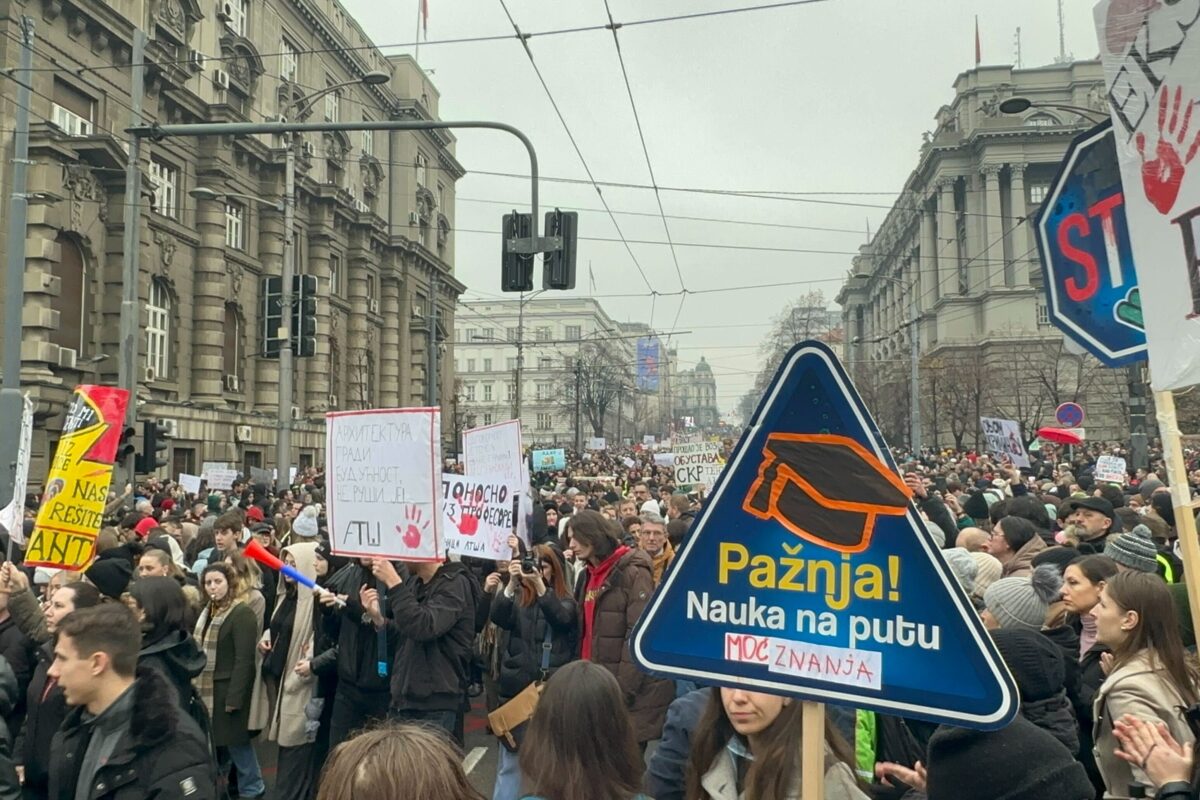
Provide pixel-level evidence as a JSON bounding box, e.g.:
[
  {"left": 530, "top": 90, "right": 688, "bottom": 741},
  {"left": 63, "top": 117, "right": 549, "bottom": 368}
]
[
  {"left": 836, "top": 60, "right": 1133, "bottom": 450},
  {"left": 674, "top": 356, "right": 719, "bottom": 433},
  {"left": 0, "top": 0, "right": 463, "bottom": 480}
]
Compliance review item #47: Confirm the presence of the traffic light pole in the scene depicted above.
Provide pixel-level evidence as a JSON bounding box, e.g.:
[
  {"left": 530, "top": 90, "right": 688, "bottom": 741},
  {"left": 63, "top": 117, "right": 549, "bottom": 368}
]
[{"left": 277, "top": 142, "right": 296, "bottom": 492}]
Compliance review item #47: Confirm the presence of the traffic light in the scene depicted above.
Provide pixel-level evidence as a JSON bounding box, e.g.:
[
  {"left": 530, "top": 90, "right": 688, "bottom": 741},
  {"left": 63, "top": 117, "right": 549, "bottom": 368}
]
[
  {"left": 261, "top": 276, "right": 283, "bottom": 358},
  {"left": 501, "top": 211, "right": 534, "bottom": 292},
  {"left": 293, "top": 274, "right": 318, "bottom": 358},
  {"left": 135, "top": 419, "right": 171, "bottom": 475},
  {"left": 543, "top": 209, "right": 578, "bottom": 290},
  {"left": 116, "top": 425, "right": 136, "bottom": 463}
]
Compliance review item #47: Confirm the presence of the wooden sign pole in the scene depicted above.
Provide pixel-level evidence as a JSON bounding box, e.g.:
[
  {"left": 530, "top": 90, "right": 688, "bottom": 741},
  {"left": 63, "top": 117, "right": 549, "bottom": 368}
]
[
  {"left": 801, "top": 700, "right": 826, "bottom": 800},
  {"left": 1154, "top": 390, "right": 1200, "bottom": 631}
]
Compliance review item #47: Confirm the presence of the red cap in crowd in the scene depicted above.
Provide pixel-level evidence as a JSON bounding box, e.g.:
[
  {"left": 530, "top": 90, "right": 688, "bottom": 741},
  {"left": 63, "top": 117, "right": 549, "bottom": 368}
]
[
  {"left": 246, "top": 506, "right": 265, "bottom": 523},
  {"left": 134, "top": 516, "right": 158, "bottom": 538}
]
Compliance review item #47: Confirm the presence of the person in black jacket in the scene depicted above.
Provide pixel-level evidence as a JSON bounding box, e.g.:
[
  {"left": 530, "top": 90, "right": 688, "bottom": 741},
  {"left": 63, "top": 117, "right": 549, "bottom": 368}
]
[
  {"left": 47, "top": 604, "right": 215, "bottom": 800},
  {"left": 0, "top": 654, "right": 25, "bottom": 800},
  {"left": 16, "top": 579, "right": 102, "bottom": 800},
  {"left": 0, "top": 589, "right": 33, "bottom": 738},
  {"left": 128, "top": 577, "right": 209, "bottom": 739},
  {"left": 368, "top": 556, "right": 479, "bottom": 745},
  {"left": 488, "top": 545, "right": 579, "bottom": 800},
  {"left": 316, "top": 559, "right": 397, "bottom": 750}
]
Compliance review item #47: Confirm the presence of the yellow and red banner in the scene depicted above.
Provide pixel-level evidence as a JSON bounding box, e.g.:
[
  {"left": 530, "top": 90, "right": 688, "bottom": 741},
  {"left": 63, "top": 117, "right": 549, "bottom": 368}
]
[{"left": 25, "top": 385, "right": 129, "bottom": 569}]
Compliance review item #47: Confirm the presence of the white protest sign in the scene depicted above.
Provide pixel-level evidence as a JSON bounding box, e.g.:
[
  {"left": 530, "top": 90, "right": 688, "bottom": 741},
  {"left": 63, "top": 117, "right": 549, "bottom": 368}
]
[
  {"left": 587, "top": 437, "right": 606, "bottom": 451},
  {"left": 1096, "top": 2, "right": 1200, "bottom": 391},
  {"left": 673, "top": 442, "right": 722, "bottom": 486},
  {"left": 0, "top": 396, "right": 33, "bottom": 544},
  {"left": 206, "top": 469, "right": 238, "bottom": 491},
  {"left": 463, "top": 419, "right": 528, "bottom": 543},
  {"left": 653, "top": 453, "right": 675, "bottom": 467},
  {"left": 979, "top": 417, "right": 1030, "bottom": 468},
  {"left": 441, "top": 473, "right": 514, "bottom": 560},
  {"left": 622, "top": 457, "right": 636, "bottom": 469},
  {"left": 1095, "top": 455, "right": 1128, "bottom": 484},
  {"left": 178, "top": 473, "right": 203, "bottom": 495},
  {"left": 643, "top": 435, "right": 656, "bottom": 446},
  {"left": 200, "top": 462, "right": 229, "bottom": 479},
  {"left": 326, "top": 408, "right": 443, "bottom": 562}
]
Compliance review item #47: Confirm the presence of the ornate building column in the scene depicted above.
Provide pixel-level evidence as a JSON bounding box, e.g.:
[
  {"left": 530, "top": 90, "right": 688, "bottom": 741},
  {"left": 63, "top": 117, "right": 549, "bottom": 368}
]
[
  {"left": 935, "top": 178, "right": 958, "bottom": 298},
  {"left": 307, "top": 233, "right": 332, "bottom": 412},
  {"left": 982, "top": 164, "right": 1006, "bottom": 288},
  {"left": 380, "top": 276, "right": 401, "bottom": 407},
  {"left": 919, "top": 201, "right": 937, "bottom": 309},
  {"left": 192, "top": 197, "right": 228, "bottom": 404},
  {"left": 1009, "top": 164, "right": 1031, "bottom": 286}
]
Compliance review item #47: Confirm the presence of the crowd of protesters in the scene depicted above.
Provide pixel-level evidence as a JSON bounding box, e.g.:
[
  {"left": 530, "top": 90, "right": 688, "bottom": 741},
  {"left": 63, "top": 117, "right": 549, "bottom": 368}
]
[{"left": 0, "top": 436, "right": 1194, "bottom": 799}]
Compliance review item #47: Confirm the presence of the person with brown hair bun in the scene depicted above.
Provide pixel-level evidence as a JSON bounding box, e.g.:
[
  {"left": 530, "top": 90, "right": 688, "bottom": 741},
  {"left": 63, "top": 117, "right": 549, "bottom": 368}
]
[
  {"left": 518, "top": 660, "right": 649, "bottom": 800},
  {"left": 314, "top": 722, "right": 484, "bottom": 800}
]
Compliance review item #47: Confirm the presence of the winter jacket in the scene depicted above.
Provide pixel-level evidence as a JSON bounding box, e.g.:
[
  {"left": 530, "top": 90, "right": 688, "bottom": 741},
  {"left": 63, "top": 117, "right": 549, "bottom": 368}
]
[
  {"left": 49, "top": 665, "right": 215, "bottom": 800},
  {"left": 644, "top": 688, "right": 711, "bottom": 800},
  {"left": 1078, "top": 640, "right": 1111, "bottom": 797},
  {"left": 1001, "top": 534, "right": 1047, "bottom": 578},
  {"left": 1093, "top": 650, "right": 1197, "bottom": 799},
  {"left": 323, "top": 562, "right": 396, "bottom": 693},
  {"left": 195, "top": 601, "right": 258, "bottom": 747},
  {"left": 489, "top": 586, "right": 578, "bottom": 702},
  {"left": 139, "top": 630, "right": 206, "bottom": 712},
  {"left": 6, "top": 585, "right": 47, "bottom": 645},
  {"left": 0, "top": 617, "right": 33, "bottom": 711},
  {"left": 265, "top": 543, "right": 319, "bottom": 748},
  {"left": 666, "top": 510, "right": 696, "bottom": 546},
  {"left": 0, "top": 656, "right": 24, "bottom": 800},
  {"left": 698, "top": 737, "right": 869, "bottom": 800},
  {"left": 386, "top": 561, "right": 479, "bottom": 712},
  {"left": 574, "top": 547, "right": 673, "bottom": 743},
  {"left": 22, "top": 641, "right": 66, "bottom": 797}
]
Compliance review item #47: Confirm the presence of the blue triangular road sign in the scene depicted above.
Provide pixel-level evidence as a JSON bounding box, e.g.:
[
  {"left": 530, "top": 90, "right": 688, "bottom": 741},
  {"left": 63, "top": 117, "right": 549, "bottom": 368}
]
[{"left": 632, "top": 341, "right": 1017, "bottom": 730}]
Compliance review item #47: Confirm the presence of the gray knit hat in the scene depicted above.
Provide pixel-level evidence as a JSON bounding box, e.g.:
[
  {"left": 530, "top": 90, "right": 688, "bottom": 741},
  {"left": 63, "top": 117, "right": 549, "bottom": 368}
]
[
  {"left": 1104, "top": 525, "right": 1159, "bottom": 573},
  {"left": 983, "top": 565, "right": 1063, "bottom": 630},
  {"left": 291, "top": 505, "right": 320, "bottom": 538},
  {"left": 942, "top": 547, "right": 978, "bottom": 596}
]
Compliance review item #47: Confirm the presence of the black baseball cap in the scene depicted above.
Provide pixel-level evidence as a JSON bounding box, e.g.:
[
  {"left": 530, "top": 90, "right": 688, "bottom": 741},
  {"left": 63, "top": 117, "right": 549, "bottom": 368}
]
[{"left": 1067, "top": 496, "right": 1116, "bottom": 521}]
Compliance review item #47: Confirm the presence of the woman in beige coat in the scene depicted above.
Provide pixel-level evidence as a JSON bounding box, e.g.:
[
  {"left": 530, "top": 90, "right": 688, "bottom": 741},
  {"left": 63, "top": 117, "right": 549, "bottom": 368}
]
[
  {"left": 258, "top": 542, "right": 319, "bottom": 800},
  {"left": 1091, "top": 571, "right": 1200, "bottom": 799}
]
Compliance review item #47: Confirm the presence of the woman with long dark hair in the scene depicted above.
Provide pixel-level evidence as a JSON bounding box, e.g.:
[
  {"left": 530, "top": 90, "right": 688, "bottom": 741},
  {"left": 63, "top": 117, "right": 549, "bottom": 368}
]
[
  {"left": 489, "top": 545, "right": 578, "bottom": 800},
  {"left": 195, "top": 561, "right": 265, "bottom": 800},
  {"left": 518, "top": 660, "right": 648, "bottom": 800},
  {"left": 129, "top": 576, "right": 206, "bottom": 711},
  {"left": 686, "top": 687, "right": 867, "bottom": 800},
  {"left": 1092, "top": 570, "right": 1200, "bottom": 798}
]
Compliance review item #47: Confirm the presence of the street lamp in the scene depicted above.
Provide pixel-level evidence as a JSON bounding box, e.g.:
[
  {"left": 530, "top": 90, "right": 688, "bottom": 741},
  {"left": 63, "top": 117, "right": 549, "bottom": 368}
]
[
  {"left": 852, "top": 275, "right": 921, "bottom": 454},
  {"left": 998, "top": 97, "right": 1107, "bottom": 125}
]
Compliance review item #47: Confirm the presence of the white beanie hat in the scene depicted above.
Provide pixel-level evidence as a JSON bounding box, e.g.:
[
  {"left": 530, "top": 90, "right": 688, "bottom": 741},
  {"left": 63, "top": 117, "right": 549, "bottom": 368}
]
[{"left": 292, "top": 505, "right": 320, "bottom": 538}]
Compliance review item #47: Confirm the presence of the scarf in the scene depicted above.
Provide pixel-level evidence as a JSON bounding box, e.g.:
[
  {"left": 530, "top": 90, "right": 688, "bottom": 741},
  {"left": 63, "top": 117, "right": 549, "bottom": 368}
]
[
  {"left": 651, "top": 541, "right": 675, "bottom": 586},
  {"left": 1079, "top": 613, "right": 1099, "bottom": 659},
  {"left": 581, "top": 546, "right": 629, "bottom": 660},
  {"left": 194, "top": 599, "right": 240, "bottom": 714}
]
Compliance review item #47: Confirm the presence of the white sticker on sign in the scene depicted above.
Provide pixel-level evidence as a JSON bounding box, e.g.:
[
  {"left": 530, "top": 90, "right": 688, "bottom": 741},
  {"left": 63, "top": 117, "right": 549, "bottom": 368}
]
[{"left": 724, "top": 632, "right": 882, "bottom": 691}]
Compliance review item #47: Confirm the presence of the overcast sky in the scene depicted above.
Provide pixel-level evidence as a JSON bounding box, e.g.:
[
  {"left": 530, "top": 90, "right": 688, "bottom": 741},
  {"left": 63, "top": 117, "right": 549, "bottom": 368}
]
[{"left": 341, "top": 0, "right": 1104, "bottom": 417}]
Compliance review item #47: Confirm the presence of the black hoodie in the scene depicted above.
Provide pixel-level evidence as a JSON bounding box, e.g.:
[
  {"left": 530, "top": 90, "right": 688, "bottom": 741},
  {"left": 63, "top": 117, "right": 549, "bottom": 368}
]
[{"left": 386, "top": 561, "right": 481, "bottom": 713}]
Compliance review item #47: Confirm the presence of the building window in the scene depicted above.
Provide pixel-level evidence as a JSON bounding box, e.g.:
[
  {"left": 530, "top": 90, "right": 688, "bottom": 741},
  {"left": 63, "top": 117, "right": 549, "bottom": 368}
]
[
  {"left": 565, "top": 325, "right": 581, "bottom": 340},
  {"left": 366, "top": 274, "right": 377, "bottom": 305},
  {"left": 1025, "top": 114, "right": 1057, "bottom": 127},
  {"left": 538, "top": 357, "right": 551, "bottom": 370},
  {"left": 466, "top": 359, "right": 476, "bottom": 372},
  {"left": 279, "top": 37, "right": 299, "bottom": 81},
  {"left": 1029, "top": 183, "right": 1049, "bottom": 205},
  {"left": 463, "top": 327, "right": 477, "bottom": 343},
  {"left": 146, "top": 279, "right": 171, "bottom": 380},
  {"left": 148, "top": 158, "right": 179, "bottom": 219},
  {"left": 324, "top": 82, "right": 340, "bottom": 123},
  {"left": 223, "top": 0, "right": 248, "bottom": 36},
  {"left": 225, "top": 202, "right": 245, "bottom": 250},
  {"left": 536, "top": 383, "right": 551, "bottom": 401},
  {"left": 482, "top": 327, "right": 494, "bottom": 340},
  {"left": 50, "top": 233, "right": 91, "bottom": 357},
  {"left": 506, "top": 383, "right": 515, "bottom": 402},
  {"left": 51, "top": 80, "right": 94, "bottom": 136},
  {"left": 416, "top": 152, "right": 428, "bottom": 189},
  {"left": 506, "top": 357, "right": 517, "bottom": 371},
  {"left": 464, "top": 383, "right": 476, "bottom": 402},
  {"left": 483, "top": 358, "right": 492, "bottom": 372},
  {"left": 506, "top": 327, "right": 519, "bottom": 342},
  {"left": 483, "top": 413, "right": 493, "bottom": 426},
  {"left": 536, "top": 413, "right": 552, "bottom": 430},
  {"left": 329, "top": 253, "right": 342, "bottom": 296},
  {"left": 437, "top": 183, "right": 445, "bottom": 209},
  {"left": 1036, "top": 302, "right": 1052, "bottom": 328},
  {"left": 535, "top": 327, "right": 551, "bottom": 341},
  {"left": 223, "top": 303, "right": 245, "bottom": 380},
  {"left": 361, "top": 120, "right": 373, "bottom": 157},
  {"left": 483, "top": 384, "right": 493, "bottom": 402}
]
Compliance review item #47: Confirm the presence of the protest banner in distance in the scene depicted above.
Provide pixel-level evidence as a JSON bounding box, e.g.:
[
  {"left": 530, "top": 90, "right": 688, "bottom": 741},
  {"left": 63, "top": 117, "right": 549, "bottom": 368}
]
[
  {"left": 643, "top": 435, "right": 657, "bottom": 446},
  {"left": 653, "top": 453, "right": 674, "bottom": 467},
  {"left": 586, "top": 437, "right": 606, "bottom": 451},
  {"left": 634, "top": 342, "right": 1016, "bottom": 730},
  {"left": 26, "top": 386, "right": 130, "bottom": 569},
  {"left": 463, "top": 420, "right": 529, "bottom": 543},
  {"left": 979, "top": 417, "right": 1030, "bottom": 468},
  {"left": 1095, "top": 455, "right": 1128, "bottom": 484},
  {"left": 673, "top": 442, "right": 722, "bottom": 486},
  {"left": 0, "top": 395, "right": 33, "bottom": 546},
  {"left": 178, "top": 473, "right": 203, "bottom": 495},
  {"left": 530, "top": 448, "right": 566, "bottom": 471},
  {"left": 249, "top": 466, "right": 273, "bottom": 486},
  {"left": 442, "top": 473, "right": 514, "bottom": 560},
  {"left": 326, "top": 408, "right": 442, "bottom": 562}
]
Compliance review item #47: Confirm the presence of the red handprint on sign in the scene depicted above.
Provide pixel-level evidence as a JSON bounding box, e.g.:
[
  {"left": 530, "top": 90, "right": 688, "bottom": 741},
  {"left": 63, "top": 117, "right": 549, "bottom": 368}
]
[
  {"left": 1136, "top": 85, "right": 1200, "bottom": 214},
  {"left": 397, "top": 505, "right": 430, "bottom": 549},
  {"left": 447, "top": 499, "right": 481, "bottom": 536}
]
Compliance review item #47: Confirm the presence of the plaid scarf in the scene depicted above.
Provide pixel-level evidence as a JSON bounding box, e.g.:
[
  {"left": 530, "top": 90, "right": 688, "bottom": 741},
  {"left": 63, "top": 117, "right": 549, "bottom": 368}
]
[{"left": 194, "top": 599, "right": 241, "bottom": 714}]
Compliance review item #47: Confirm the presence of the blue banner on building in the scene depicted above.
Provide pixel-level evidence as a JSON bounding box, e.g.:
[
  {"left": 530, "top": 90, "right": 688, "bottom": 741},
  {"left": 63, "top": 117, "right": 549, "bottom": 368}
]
[{"left": 636, "top": 337, "right": 659, "bottom": 391}]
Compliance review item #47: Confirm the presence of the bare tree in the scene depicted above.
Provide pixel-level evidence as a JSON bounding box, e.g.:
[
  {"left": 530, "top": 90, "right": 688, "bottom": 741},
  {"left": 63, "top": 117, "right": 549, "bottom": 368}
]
[
  {"left": 560, "top": 341, "right": 634, "bottom": 438},
  {"left": 350, "top": 328, "right": 377, "bottom": 410},
  {"left": 923, "top": 350, "right": 991, "bottom": 450},
  {"left": 753, "top": 290, "right": 835, "bottom": 392}
]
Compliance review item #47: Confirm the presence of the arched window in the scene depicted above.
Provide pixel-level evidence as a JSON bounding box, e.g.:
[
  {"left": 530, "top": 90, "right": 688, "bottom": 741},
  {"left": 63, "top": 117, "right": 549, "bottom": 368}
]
[
  {"left": 50, "top": 233, "right": 91, "bottom": 357},
  {"left": 146, "top": 278, "right": 172, "bottom": 380},
  {"left": 223, "top": 303, "right": 245, "bottom": 382}
]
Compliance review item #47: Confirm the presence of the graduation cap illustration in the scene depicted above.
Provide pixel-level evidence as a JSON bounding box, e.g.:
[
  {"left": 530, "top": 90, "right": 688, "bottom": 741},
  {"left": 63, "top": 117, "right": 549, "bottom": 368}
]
[{"left": 742, "top": 433, "right": 911, "bottom": 553}]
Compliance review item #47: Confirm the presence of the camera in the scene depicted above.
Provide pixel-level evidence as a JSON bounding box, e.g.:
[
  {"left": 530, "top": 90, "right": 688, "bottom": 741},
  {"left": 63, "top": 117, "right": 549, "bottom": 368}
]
[{"left": 520, "top": 557, "right": 537, "bottom": 574}]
